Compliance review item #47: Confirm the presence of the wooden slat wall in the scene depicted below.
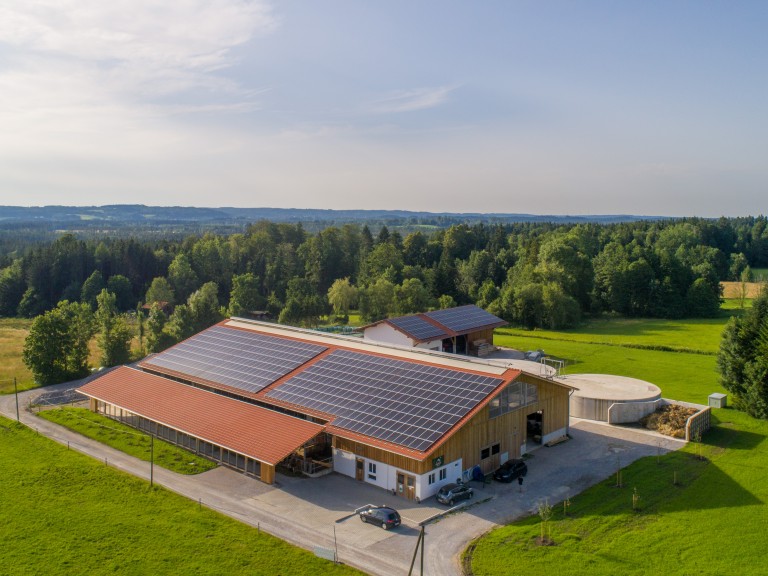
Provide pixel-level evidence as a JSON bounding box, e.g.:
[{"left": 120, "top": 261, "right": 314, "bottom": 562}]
[
  {"left": 333, "top": 373, "right": 570, "bottom": 476},
  {"left": 424, "top": 373, "right": 569, "bottom": 474},
  {"left": 261, "top": 464, "right": 275, "bottom": 484},
  {"left": 333, "top": 437, "right": 423, "bottom": 473}
]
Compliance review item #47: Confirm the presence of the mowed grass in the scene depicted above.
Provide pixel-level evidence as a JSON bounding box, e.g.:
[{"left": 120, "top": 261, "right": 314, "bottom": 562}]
[
  {"left": 0, "top": 416, "right": 360, "bottom": 576},
  {"left": 469, "top": 410, "right": 768, "bottom": 576},
  {"left": 493, "top": 301, "right": 751, "bottom": 402},
  {"left": 39, "top": 407, "right": 217, "bottom": 475},
  {"left": 473, "top": 299, "right": 768, "bottom": 575}
]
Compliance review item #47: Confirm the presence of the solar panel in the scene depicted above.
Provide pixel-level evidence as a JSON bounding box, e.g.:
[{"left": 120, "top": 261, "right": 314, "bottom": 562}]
[
  {"left": 266, "top": 349, "right": 503, "bottom": 451},
  {"left": 425, "top": 305, "right": 505, "bottom": 333},
  {"left": 388, "top": 315, "right": 448, "bottom": 341},
  {"left": 143, "top": 325, "right": 327, "bottom": 394}
]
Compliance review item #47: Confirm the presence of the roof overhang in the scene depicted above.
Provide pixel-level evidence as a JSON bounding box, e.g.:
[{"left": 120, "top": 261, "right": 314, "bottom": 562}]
[{"left": 78, "top": 366, "right": 325, "bottom": 466}]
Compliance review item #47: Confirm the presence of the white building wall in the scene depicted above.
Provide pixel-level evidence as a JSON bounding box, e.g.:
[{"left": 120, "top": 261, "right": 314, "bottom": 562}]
[
  {"left": 416, "top": 458, "right": 463, "bottom": 500},
  {"left": 332, "top": 448, "right": 356, "bottom": 477},
  {"left": 415, "top": 339, "right": 443, "bottom": 351},
  {"left": 333, "top": 448, "right": 463, "bottom": 502},
  {"left": 363, "top": 324, "right": 414, "bottom": 347}
]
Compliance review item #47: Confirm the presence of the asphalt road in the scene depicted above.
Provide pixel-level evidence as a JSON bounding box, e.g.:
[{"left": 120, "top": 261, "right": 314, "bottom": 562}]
[{"left": 1, "top": 381, "right": 685, "bottom": 576}]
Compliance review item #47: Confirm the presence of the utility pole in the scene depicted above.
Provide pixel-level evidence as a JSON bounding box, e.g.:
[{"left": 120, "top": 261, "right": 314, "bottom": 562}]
[{"left": 408, "top": 525, "right": 425, "bottom": 576}]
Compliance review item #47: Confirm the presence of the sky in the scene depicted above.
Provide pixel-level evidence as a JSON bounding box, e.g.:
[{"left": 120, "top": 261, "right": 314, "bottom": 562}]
[{"left": 0, "top": 1, "right": 766, "bottom": 217}]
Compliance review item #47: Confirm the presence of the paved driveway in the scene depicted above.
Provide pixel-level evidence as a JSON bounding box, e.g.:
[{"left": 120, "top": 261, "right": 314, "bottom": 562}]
[{"left": 0, "top": 383, "right": 685, "bottom": 576}]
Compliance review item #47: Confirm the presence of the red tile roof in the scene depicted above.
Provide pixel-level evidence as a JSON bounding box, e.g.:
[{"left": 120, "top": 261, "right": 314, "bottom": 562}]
[{"left": 78, "top": 366, "right": 324, "bottom": 466}]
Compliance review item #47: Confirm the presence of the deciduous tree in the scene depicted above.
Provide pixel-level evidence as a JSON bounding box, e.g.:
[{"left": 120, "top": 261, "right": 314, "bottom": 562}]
[{"left": 22, "top": 301, "right": 95, "bottom": 384}]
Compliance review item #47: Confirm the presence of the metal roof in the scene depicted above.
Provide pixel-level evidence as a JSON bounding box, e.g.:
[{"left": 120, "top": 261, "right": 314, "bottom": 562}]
[{"left": 78, "top": 366, "right": 324, "bottom": 466}]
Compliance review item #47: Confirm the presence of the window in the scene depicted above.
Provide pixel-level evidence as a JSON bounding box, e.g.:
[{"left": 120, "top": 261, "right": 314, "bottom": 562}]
[
  {"left": 367, "top": 462, "right": 377, "bottom": 480},
  {"left": 489, "top": 380, "right": 538, "bottom": 419},
  {"left": 491, "top": 443, "right": 500, "bottom": 455},
  {"left": 428, "top": 473, "right": 436, "bottom": 485},
  {"left": 481, "top": 447, "right": 490, "bottom": 459},
  {"left": 439, "top": 468, "right": 447, "bottom": 481}
]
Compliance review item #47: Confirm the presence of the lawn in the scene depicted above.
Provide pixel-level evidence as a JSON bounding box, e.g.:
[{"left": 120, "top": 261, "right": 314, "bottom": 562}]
[
  {"left": 492, "top": 302, "right": 749, "bottom": 403},
  {"left": 471, "top": 300, "right": 768, "bottom": 575},
  {"left": 39, "top": 407, "right": 217, "bottom": 475},
  {"left": 0, "top": 415, "right": 359, "bottom": 576},
  {"left": 468, "top": 409, "right": 768, "bottom": 576}
]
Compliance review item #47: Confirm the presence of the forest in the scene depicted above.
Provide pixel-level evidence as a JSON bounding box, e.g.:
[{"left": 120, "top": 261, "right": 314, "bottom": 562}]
[{"left": 2, "top": 216, "right": 767, "bottom": 344}]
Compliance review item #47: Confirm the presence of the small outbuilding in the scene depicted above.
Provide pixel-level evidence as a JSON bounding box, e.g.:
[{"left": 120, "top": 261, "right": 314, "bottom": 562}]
[{"left": 360, "top": 304, "right": 507, "bottom": 356}]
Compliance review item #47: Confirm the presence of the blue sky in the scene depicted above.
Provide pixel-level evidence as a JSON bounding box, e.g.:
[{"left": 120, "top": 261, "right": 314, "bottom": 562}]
[{"left": 0, "top": 1, "right": 765, "bottom": 216}]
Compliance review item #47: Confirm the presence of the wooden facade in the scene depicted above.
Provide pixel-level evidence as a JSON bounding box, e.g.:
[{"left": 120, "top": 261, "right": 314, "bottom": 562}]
[{"left": 333, "top": 373, "right": 570, "bottom": 476}]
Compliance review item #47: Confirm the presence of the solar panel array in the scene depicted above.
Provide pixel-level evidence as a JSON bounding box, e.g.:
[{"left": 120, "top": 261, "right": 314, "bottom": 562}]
[
  {"left": 425, "top": 305, "right": 505, "bottom": 333},
  {"left": 143, "top": 326, "right": 327, "bottom": 394},
  {"left": 388, "top": 315, "right": 448, "bottom": 341},
  {"left": 267, "top": 349, "right": 503, "bottom": 451}
]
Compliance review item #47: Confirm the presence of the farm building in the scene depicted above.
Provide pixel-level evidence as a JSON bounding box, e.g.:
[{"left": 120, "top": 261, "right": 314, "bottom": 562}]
[
  {"left": 78, "top": 317, "right": 572, "bottom": 500},
  {"left": 360, "top": 304, "right": 508, "bottom": 356}
]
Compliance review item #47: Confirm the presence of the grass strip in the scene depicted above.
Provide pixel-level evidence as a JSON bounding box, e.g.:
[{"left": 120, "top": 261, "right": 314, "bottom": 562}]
[
  {"left": 495, "top": 329, "right": 715, "bottom": 355},
  {"left": 0, "top": 415, "right": 359, "bottom": 576},
  {"left": 39, "top": 407, "right": 217, "bottom": 475}
]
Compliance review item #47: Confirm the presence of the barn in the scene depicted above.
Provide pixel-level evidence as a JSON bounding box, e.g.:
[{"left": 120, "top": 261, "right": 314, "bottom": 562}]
[
  {"left": 78, "top": 317, "right": 572, "bottom": 501},
  {"left": 360, "top": 304, "right": 508, "bottom": 356}
]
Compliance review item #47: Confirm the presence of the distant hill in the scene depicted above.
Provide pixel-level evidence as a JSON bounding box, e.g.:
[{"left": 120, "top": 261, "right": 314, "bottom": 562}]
[{"left": 0, "top": 204, "right": 668, "bottom": 227}]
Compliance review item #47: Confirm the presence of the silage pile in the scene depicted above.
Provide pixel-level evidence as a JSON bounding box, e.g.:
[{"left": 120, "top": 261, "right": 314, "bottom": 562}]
[{"left": 639, "top": 404, "right": 697, "bottom": 438}]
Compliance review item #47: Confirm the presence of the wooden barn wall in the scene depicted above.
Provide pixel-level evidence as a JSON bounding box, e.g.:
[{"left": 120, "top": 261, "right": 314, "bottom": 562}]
[
  {"left": 422, "top": 374, "right": 569, "bottom": 474},
  {"left": 467, "top": 328, "right": 495, "bottom": 348},
  {"left": 333, "top": 437, "right": 422, "bottom": 474},
  {"left": 332, "top": 374, "right": 569, "bottom": 476}
]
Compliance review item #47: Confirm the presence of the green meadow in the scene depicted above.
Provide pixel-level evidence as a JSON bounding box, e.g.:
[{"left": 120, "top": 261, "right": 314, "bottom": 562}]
[
  {"left": 0, "top": 416, "right": 359, "bottom": 576},
  {"left": 471, "top": 300, "right": 767, "bottom": 575}
]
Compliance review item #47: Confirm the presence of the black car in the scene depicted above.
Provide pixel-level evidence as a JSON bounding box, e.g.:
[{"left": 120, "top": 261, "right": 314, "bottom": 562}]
[
  {"left": 359, "top": 506, "right": 401, "bottom": 530},
  {"left": 436, "top": 483, "right": 474, "bottom": 505},
  {"left": 493, "top": 458, "right": 528, "bottom": 483}
]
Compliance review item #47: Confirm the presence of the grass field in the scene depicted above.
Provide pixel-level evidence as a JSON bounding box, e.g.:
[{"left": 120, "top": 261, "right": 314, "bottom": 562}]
[
  {"left": 751, "top": 267, "right": 768, "bottom": 281},
  {"left": 39, "top": 407, "right": 217, "bottom": 475},
  {"left": 472, "top": 300, "right": 768, "bottom": 575},
  {"left": 0, "top": 416, "right": 359, "bottom": 576},
  {"left": 468, "top": 409, "right": 768, "bottom": 576},
  {"left": 0, "top": 318, "right": 34, "bottom": 393}
]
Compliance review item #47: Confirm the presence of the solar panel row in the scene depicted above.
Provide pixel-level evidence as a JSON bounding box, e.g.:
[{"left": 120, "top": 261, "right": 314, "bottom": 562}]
[
  {"left": 267, "top": 349, "right": 503, "bottom": 451},
  {"left": 144, "top": 326, "right": 327, "bottom": 394},
  {"left": 425, "top": 305, "right": 505, "bottom": 333},
  {"left": 388, "top": 315, "right": 448, "bottom": 341}
]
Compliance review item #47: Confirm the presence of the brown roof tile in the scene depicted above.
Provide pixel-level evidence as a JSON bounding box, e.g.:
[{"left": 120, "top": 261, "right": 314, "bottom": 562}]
[{"left": 78, "top": 366, "right": 324, "bottom": 465}]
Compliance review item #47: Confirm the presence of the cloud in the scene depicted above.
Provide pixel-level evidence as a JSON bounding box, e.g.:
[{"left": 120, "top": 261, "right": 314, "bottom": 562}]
[
  {"left": 0, "top": 1, "right": 276, "bottom": 107},
  {"left": 0, "top": 1, "right": 276, "bottom": 69},
  {"left": 368, "top": 85, "right": 457, "bottom": 114},
  {"left": 0, "top": 1, "right": 277, "bottom": 163}
]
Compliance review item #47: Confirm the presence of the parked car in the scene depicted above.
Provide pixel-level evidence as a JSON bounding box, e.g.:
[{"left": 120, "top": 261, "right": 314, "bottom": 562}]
[
  {"left": 359, "top": 506, "right": 401, "bottom": 530},
  {"left": 493, "top": 458, "right": 528, "bottom": 483},
  {"left": 436, "top": 483, "right": 474, "bottom": 505}
]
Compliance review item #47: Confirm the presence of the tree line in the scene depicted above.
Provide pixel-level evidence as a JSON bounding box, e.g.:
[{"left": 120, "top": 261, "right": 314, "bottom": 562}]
[{"left": 3, "top": 217, "right": 768, "bottom": 340}]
